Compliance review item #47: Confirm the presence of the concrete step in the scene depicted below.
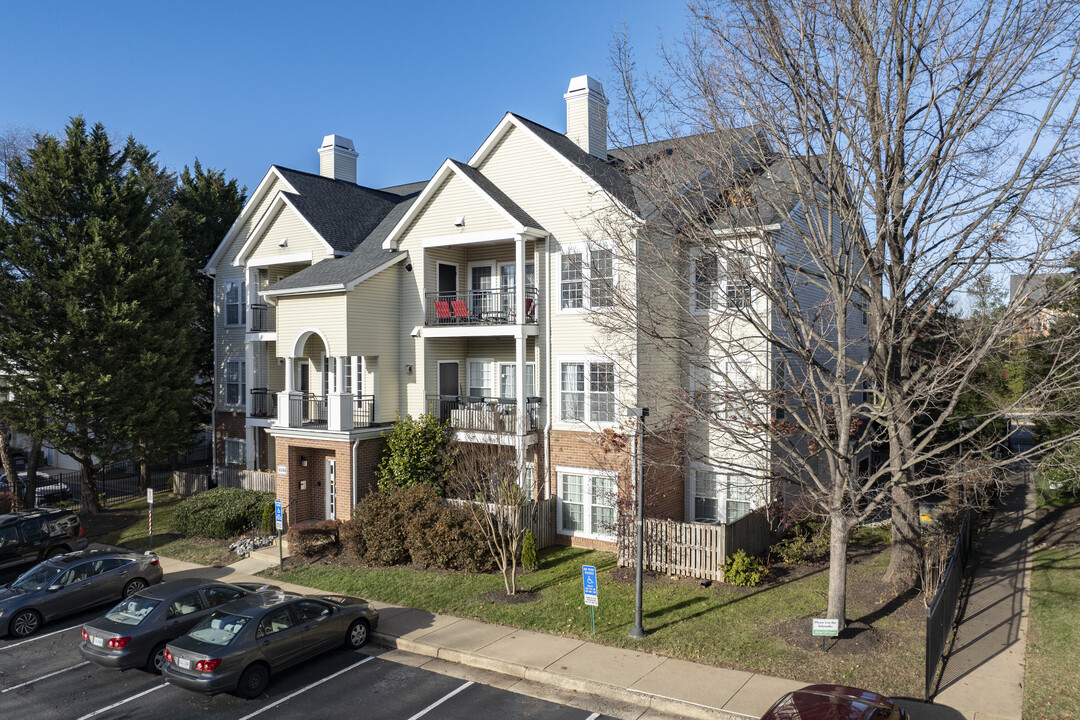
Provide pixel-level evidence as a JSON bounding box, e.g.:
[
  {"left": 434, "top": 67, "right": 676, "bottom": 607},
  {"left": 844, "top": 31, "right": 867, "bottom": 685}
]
[{"left": 250, "top": 536, "right": 290, "bottom": 561}]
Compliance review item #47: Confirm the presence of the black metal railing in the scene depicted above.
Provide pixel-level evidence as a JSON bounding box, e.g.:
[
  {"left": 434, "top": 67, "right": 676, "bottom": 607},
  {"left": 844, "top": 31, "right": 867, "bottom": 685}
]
[
  {"left": 248, "top": 303, "right": 274, "bottom": 332},
  {"left": 424, "top": 287, "right": 539, "bottom": 326},
  {"left": 289, "top": 393, "right": 327, "bottom": 429},
  {"left": 249, "top": 388, "right": 278, "bottom": 418},
  {"left": 353, "top": 395, "right": 375, "bottom": 427},
  {"left": 426, "top": 395, "right": 540, "bottom": 432},
  {"left": 925, "top": 508, "right": 977, "bottom": 701}
]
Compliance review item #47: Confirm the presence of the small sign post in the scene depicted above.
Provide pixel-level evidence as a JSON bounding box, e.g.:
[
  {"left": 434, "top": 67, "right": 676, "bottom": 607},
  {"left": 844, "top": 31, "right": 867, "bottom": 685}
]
[
  {"left": 146, "top": 488, "right": 154, "bottom": 553},
  {"left": 582, "top": 565, "right": 598, "bottom": 635},
  {"left": 812, "top": 617, "right": 840, "bottom": 652},
  {"left": 274, "top": 499, "right": 284, "bottom": 570}
]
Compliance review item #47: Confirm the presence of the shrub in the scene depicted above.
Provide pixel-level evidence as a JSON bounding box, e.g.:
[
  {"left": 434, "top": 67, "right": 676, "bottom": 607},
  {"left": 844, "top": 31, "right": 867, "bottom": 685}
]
[
  {"left": 287, "top": 520, "right": 341, "bottom": 559},
  {"left": 723, "top": 549, "right": 768, "bottom": 587},
  {"left": 411, "top": 502, "right": 493, "bottom": 573},
  {"left": 340, "top": 514, "right": 366, "bottom": 558},
  {"left": 172, "top": 488, "right": 275, "bottom": 539},
  {"left": 770, "top": 519, "right": 829, "bottom": 565},
  {"left": 0, "top": 491, "right": 14, "bottom": 514},
  {"left": 375, "top": 414, "right": 454, "bottom": 495},
  {"left": 260, "top": 502, "right": 277, "bottom": 535},
  {"left": 355, "top": 490, "right": 411, "bottom": 566},
  {"left": 521, "top": 529, "right": 538, "bottom": 571}
]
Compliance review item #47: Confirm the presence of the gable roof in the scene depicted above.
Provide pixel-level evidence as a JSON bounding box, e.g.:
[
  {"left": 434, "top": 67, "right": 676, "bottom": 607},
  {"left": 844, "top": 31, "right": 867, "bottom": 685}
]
[{"left": 448, "top": 160, "right": 540, "bottom": 229}]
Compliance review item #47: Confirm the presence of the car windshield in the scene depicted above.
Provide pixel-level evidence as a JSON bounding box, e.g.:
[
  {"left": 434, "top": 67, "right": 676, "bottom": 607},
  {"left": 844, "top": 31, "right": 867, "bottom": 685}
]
[
  {"left": 105, "top": 596, "right": 161, "bottom": 625},
  {"left": 189, "top": 611, "right": 251, "bottom": 646},
  {"left": 11, "top": 564, "right": 62, "bottom": 592}
]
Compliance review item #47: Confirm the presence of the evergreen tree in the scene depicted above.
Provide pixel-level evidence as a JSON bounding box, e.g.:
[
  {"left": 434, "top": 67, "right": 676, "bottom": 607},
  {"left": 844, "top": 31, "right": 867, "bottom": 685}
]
[
  {"left": 165, "top": 161, "right": 245, "bottom": 415},
  {"left": 0, "top": 117, "right": 197, "bottom": 513}
]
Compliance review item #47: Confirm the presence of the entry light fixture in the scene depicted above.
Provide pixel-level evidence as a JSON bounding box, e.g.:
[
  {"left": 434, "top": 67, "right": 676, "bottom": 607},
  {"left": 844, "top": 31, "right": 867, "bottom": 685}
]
[
  {"left": 279, "top": 238, "right": 288, "bottom": 248},
  {"left": 300, "top": 455, "right": 308, "bottom": 467},
  {"left": 454, "top": 216, "right": 465, "bottom": 227}
]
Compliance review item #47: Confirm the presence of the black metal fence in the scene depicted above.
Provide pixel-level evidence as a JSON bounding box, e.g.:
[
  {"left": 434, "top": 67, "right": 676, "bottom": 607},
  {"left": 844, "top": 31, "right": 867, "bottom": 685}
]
[
  {"left": 38, "top": 446, "right": 212, "bottom": 513},
  {"left": 925, "top": 508, "right": 976, "bottom": 701}
]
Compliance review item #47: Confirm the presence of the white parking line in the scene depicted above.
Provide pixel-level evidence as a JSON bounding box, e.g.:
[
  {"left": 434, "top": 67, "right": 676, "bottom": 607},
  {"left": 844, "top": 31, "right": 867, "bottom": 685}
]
[
  {"left": 74, "top": 684, "right": 165, "bottom": 720},
  {"left": 405, "top": 680, "right": 475, "bottom": 720},
  {"left": 235, "top": 655, "right": 374, "bottom": 720},
  {"left": 0, "top": 623, "right": 84, "bottom": 650},
  {"left": 1, "top": 661, "right": 90, "bottom": 693},
  {"left": 585, "top": 714, "right": 600, "bottom": 720}
]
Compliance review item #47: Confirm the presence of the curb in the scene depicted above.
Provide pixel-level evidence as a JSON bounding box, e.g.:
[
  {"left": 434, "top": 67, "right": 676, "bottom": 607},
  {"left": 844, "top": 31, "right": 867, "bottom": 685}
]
[{"left": 371, "top": 632, "right": 750, "bottom": 720}]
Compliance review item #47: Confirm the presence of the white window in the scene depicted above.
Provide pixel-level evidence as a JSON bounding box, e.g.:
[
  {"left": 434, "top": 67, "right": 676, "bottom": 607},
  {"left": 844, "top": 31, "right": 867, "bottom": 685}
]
[
  {"left": 224, "top": 281, "right": 246, "bottom": 327},
  {"left": 691, "top": 250, "right": 750, "bottom": 312},
  {"left": 691, "top": 469, "right": 755, "bottom": 524},
  {"left": 344, "top": 357, "right": 353, "bottom": 394},
  {"left": 561, "top": 247, "right": 615, "bottom": 311},
  {"left": 723, "top": 357, "right": 754, "bottom": 421},
  {"left": 224, "top": 439, "right": 245, "bottom": 467},
  {"left": 590, "top": 249, "right": 614, "bottom": 307},
  {"left": 224, "top": 359, "right": 246, "bottom": 407},
  {"left": 498, "top": 362, "right": 536, "bottom": 399},
  {"left": 467, "top": 359, "right": 494, "bottom": 399},
  {"left": 561, "top": 360, "right": 615, "bottom": 423},
  {"left": 561, "top": 252, "right": 584, "bottom": 309},
  {"left": 322, "top": 356, "right": 330, "bottom": 398},
  {"left": 558, "top": 470, "right": 617, "bottom": 540}
]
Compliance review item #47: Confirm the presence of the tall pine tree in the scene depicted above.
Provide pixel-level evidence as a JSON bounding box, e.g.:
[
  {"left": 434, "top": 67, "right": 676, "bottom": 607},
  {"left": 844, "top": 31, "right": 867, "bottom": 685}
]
[{"left": 0, "top": 118, "right": 197, "bottom": 513}]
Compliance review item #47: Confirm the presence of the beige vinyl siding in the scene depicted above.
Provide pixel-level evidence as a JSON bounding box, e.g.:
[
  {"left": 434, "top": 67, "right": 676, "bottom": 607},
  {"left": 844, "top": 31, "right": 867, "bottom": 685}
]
[
  {"left": 424, "top": 338, "right": 467, "bottom": 396},
  {"left": 345, "top": 265, "right": 403, "bottom": 423},
  {"left": 401, "top": 172, "right": 511, "bottom": 240},
  {"left": 275, "top": 293, "right": 348, "bottom": 359},
  {"left": 248, "top": 204, "right": 332, "bottom": 265}
]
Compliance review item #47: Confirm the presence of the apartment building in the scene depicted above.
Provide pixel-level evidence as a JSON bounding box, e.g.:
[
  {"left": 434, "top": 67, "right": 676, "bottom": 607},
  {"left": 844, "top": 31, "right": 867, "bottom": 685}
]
[{"left": 205, "top": 75, "right": 860, "bottom": 549}]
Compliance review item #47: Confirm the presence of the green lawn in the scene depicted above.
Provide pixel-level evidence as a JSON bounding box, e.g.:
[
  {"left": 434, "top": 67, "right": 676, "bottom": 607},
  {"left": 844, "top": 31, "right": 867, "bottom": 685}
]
[
  {"left": 97, "top": 495, "right": 236, "bottom": 567},
  {"left": 262, "top": 542, "right": 923, "bottom": 697}
]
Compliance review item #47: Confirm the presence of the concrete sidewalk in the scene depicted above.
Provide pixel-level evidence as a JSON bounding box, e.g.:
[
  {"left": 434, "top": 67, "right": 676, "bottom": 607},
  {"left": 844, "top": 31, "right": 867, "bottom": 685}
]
[
  {"left": 932, "top": 475, "right": 1036, "bottom": 720},
  {"left": 158, "top": 552, "right": 979, "bottom": 720}
]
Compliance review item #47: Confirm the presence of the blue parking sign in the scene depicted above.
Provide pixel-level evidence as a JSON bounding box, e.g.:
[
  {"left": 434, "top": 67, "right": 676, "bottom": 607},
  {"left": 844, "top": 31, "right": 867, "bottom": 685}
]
[
  {"left": 274, "top": 499, "right": 283, "bottom": 531},
  {"left": 582, "top": 565, "right": 598, "bottom": 607}
]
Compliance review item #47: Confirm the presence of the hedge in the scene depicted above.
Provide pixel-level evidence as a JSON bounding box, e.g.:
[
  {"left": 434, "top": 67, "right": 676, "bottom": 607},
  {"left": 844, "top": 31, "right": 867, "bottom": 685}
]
[{"left": 173, "top": 487, "right": 275, "bottom": 539}]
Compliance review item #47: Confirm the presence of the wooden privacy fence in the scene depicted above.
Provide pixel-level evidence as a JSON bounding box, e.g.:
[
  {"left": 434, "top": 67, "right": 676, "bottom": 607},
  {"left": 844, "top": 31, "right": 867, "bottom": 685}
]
[
  {"left": 617, "top": 512, "right": 771, "bottom": 582},
  {"left": 445, "top": 497, "right": 557, "bottom": 549},
  {"left": 214, "top": 468, "right": 277, "bottom": 493},
  {"left": 172, "top": 471, "right": 209, "bottom": 499}
]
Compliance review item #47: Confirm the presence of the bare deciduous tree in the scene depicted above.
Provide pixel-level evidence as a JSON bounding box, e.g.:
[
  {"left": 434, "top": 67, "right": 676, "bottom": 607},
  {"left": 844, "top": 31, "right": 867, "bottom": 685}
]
[
  {"left": 447, "top": 442, "right": 536, "bottom": 596},
  {"left": 595, "top": 0, "right": 1080, "bottom": 624}
]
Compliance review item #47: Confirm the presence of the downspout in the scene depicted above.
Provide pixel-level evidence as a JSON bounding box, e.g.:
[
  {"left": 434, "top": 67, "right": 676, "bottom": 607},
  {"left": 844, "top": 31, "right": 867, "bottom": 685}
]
[
  {"left": 544, "top": 234, "right": 553, "bottom": 499},
  {"left": 352, "top": 437, "right": 360, "bottom": 507}
]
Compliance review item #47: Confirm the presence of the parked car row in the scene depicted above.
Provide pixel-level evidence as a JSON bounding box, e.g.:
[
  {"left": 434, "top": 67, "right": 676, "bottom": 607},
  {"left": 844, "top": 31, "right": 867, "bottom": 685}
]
[
  {"left": 0, "top": 473, "right": 75, "bottom": 506},
  {"left": 0, "top": 534, "right": 380, "bottom": 700}
]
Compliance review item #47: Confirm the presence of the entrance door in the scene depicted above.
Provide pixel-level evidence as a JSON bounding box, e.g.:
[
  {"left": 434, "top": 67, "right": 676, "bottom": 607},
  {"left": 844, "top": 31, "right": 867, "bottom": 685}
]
[
  {"left": 325, "top": 458, "right": 336, "bottom": 520},
  {"left": 438, "top": 263, "right": 457, "bottom": 297},
  {"left": 298, "top": 361, "right": 309, "bottom": 421},
  {"left": 437, "top": 361, "right": 459, "bottom": 421},
  {"left": 470, "top": 264, "right": 493, "bottom": 316}
]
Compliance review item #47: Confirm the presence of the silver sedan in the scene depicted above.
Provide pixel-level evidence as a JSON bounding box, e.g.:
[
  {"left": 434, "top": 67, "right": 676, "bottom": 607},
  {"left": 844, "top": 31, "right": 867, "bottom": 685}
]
[{"left": 163, "top": 591, "right": 378, "bottom": 698}]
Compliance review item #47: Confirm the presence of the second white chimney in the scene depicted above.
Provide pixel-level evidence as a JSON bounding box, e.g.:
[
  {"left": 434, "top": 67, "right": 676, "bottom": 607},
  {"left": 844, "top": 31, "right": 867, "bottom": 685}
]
[
  {"left": 318, "top": 134, "right": 358, "bottom": 183},
  {"left": 564, "top": 75, "right": 608, "bottom": 159}
]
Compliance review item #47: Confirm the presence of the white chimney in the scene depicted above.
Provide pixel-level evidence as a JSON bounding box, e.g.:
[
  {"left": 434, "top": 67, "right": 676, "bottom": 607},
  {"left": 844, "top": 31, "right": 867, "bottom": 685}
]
[
  {"left": 318, "top": 134, "right": 358, "bottom": 183},
  {"left": 564, "top": 75, "right": 608, "bottom": 159}
]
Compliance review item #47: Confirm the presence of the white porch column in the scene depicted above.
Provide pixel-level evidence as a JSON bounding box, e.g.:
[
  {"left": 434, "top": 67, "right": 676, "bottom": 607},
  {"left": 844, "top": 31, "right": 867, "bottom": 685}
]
[
  {"left": 279, "top": 357, "right": 297, "bottom": 427},
  {"left": 328, "top": 354, "right": 353, "bottom": 432},
  {"left": 515, "top": 234, "right": 526, "bottom": 325}
]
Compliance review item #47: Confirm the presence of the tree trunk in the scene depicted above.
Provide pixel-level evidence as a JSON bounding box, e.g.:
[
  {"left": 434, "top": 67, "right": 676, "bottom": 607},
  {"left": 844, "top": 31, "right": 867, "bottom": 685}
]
[
  {"left": 79, "top": 460, "right": 104, "bottom": 515},
  {"left": 23, "top": 438, "right": 41, "bottom": 509},
  {"left": 0, "top": 423, "right": 19, "bottom": 509},
  {"left": 884, "top": 483, "right": 921, "bottom": 587},
  {"left": 826, "top": 513, "right": 850, "bottom": 627}
]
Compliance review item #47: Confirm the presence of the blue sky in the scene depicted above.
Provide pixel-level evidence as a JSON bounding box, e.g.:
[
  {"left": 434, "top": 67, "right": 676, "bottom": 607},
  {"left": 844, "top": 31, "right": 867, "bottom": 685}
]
[{"left": 1, "top": 1, "right": 688, "bottom": 193}]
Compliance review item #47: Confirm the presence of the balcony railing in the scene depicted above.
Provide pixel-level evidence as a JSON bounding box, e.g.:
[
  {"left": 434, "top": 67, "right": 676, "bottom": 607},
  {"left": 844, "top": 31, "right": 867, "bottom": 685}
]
[
  {"left": 249, "top": 303, "right": 275, "bottom": 332},
  {"left": 353, "top": 395, "right": 376, "bottom": 427},
  {"left": 249, "top": 388, "right": 278, "bottom": 418},
  {"left": 427, "top": 395, "right": 540, "bottom": 433},
  {"left": 424, "top": 288, "right": 538, "bottom": 327},
  {"left": 289, "top": 393, "right": 327, "bottom": 429}
]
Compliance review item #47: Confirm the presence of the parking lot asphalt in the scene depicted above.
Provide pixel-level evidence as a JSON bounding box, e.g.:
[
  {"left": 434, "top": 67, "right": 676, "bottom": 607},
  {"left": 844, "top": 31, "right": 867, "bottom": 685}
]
[{"left": 0, "top": 608, "right": 612, "bottom": 720}]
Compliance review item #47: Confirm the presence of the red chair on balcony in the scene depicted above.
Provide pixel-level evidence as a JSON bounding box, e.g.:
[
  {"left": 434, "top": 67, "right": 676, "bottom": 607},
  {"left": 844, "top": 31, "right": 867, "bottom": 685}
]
[
  {"left": 451, "top": 300, "right": 471, "bottom": 323},
  {"left": 524, "top": 298, "right": 536, "bottom": 322},
  {"left": 435, "top": 300, "right": 453, "bottom": 323}
]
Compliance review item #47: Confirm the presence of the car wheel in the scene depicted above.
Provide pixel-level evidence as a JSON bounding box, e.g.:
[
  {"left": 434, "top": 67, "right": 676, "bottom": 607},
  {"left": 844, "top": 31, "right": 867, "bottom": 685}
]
[
  {"left": 345, "top": 618, "right": 370, "bottom": 649},
  {"left": 10, "top": 609, "right": 41, "bottom": 638},
  {"left": 146, "top": 642, "right": 169, "bottom": 674},
  {"left": 235, "top": 663, "right": 269, "bottom": 699},
  {"left": 122, "top": 579, "right": 147, "bottom": 598}
]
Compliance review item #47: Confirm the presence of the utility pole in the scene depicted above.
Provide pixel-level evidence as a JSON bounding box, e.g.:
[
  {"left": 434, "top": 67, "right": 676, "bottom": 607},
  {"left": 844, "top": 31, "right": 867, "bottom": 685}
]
[{"left": 628, "top": 406, "right": 648, "bottom": 639}]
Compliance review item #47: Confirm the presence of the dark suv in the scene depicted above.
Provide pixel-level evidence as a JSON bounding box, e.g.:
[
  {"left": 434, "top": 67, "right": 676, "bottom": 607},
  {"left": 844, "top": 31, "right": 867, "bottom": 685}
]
[{"left": 0, "top": 508, "right": 88, "bottom": 573}]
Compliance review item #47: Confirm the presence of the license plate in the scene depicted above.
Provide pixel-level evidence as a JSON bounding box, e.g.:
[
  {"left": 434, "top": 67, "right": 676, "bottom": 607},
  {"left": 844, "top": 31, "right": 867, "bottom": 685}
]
[
  {"left": 178, "top": 657, "right": 191, "bottom": 670},
  {"left": 91, "top": 636, "right": 104, "bottom": 647}
]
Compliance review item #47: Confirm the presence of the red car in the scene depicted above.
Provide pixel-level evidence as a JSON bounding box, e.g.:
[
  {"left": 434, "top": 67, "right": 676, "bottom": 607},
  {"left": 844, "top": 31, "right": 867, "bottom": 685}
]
[{"left": 760, "top": 684, "right": 910, "bottom": 720}]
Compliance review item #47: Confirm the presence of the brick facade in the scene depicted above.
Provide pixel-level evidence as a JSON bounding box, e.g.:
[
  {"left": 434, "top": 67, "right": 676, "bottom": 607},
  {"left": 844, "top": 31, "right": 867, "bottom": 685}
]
[
  {"left": 273, "top": 434, "right": 385, "bottom": 526},
  {"left": 214, "top": 411, "right": 245, "bottom": 466}
]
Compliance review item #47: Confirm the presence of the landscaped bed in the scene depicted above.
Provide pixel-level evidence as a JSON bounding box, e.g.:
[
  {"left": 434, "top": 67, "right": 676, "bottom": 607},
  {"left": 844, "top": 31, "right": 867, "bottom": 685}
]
[{"left": 260, "top": 528, "right": 925, "bottom": 698}]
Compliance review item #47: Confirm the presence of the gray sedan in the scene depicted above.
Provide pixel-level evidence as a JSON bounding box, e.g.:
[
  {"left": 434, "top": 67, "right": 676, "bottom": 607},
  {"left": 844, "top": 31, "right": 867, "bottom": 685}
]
[
  {"left": 163, "top": 591, "right": 379, "bottom": 698},
  {"left": 0, "top": 549, "right": 163, "bottom": 637},
  {"left": 79, "top": 577, "right": 279, "bottom": 673}
]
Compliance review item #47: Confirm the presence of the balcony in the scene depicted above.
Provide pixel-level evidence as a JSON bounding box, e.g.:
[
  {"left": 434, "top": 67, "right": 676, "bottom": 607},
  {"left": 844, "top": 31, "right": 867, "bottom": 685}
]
[
  {"left": 353, "top": 395, "right": 376, "bottom": 428},
  {"left": 249, "top": 303, "right": 275, "bottom": 333},
  {"left": 288, "top": 393, "right": 328, "bottom": 429},
  {"left": 427, "top": 395, "right": 540, "bottom": 433},
  {"left": 425, "top": 288, "right": 538, "bottom": 327},
  {"left": 249, "top": 388, "right": 278, "bottom": 418}
]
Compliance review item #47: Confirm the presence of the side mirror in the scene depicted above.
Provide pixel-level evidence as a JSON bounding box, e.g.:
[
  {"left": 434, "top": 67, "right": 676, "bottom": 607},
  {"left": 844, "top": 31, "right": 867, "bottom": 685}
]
[{"left": 46, "top": 584, "right": 62, "bottom": 592}]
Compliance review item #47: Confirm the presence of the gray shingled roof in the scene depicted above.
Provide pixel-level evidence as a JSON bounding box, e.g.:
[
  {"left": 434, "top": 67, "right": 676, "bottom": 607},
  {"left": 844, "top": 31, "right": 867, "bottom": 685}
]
[
  {"left": 274, "top": 167, "right": 411, "bottom": 254},
  {"left": 510, "top": 114, "right": 639, "bottom": 214},
  {"left": 448, "top": 160, "right": 542, "bottom": 230}
]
